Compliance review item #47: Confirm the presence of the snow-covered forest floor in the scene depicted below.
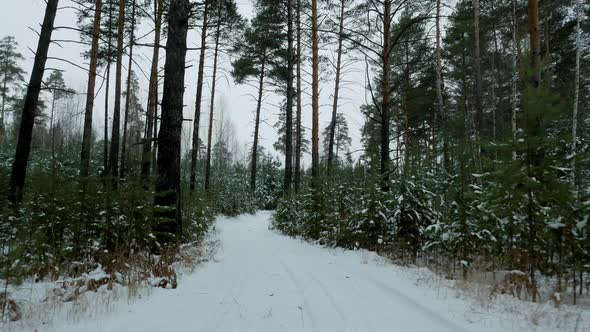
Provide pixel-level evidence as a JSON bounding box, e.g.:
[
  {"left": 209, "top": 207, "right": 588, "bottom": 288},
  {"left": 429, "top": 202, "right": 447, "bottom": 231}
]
[{"left": 3, "top": 211, "right": 589, "bottom": 331}]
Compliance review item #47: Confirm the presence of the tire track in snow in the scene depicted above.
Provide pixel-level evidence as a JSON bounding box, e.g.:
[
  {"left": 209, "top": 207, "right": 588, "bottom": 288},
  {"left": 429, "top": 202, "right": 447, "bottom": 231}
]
[{"left": 278, "top": 258, "right": 318, "bottom": 330}]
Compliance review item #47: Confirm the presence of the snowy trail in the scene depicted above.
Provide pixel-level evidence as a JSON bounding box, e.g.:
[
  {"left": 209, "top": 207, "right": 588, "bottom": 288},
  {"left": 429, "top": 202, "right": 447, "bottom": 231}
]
[{"left": 50, "top": 211, "right": 543, "bottom": 332}]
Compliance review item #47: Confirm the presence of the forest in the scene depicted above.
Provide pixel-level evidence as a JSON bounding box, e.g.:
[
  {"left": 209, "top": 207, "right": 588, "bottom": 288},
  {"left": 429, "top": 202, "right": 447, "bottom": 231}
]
[{"left": 1, "top": 0, "right": 589, "bottom": 326}]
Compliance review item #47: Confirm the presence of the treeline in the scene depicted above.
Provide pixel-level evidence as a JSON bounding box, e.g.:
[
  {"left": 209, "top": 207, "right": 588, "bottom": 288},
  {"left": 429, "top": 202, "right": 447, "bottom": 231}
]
[
  {"left": 0, "top": 0, "right": 286, "bottom": 287},
  {"left": 272, "top": 0, "right": 590, "bottom": 305}
]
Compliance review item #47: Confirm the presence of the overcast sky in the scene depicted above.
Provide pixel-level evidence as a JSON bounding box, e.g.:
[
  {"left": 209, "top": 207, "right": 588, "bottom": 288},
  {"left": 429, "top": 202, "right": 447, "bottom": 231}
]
[{"left": 1, "top": 0, "right": 371, "bottom": 165}]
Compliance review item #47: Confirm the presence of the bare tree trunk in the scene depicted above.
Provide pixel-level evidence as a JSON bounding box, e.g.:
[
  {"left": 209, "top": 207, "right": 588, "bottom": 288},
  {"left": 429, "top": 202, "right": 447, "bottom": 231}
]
[
  {"left": 294, "top": 0, "right": 303, "bottom": 193},
  {"left": 108, "top": 0, "right": 126, "bottom": 186},
  {"left": 189, "top": 0, "right": 209, "bottom": 192},
  {"left": 571, "top": 0, "right": 581, "bottom": 196},
  {"left": 104, "top": 0, "right": 114, "bottom": 174},
  {"left": 526, "top": 0, "right": 542, "bottom": 303},
  {"left": 154, "top": 0, "right": 190, "bottom": 242},
  {"left": 528, "top": 0, "right": 541, "bottom": 88},
  {"left": 80, "top": 0, "right": 103, "bottom": 184},
  {"left": 9, "top": 0, "right": 59, "bottom": 203},
  {"left": 490, "top": 2, "right": 500, "bottom": 153},
  {"left": 141, "top": 0, "right": 163, "bottom": 182},
  {"left": 311, "top": 0, "right": 320, "bottom": 190},
  {"left": 204, "top": 7, "right": 222, "bottom": 192},
  {"left": 511, "top": 0, "right": 519, "bottom": 161},
  {"left": 327, "top": 0, "right": 345, "bottom": 175},
  {"left": 380, "top": 0, "right": 392, "bottom": 192},
  {"left": 473, "top": 0, "right": 483, "bottom": 136},
  {"left": 250, "top": 53, "right": 266, "bottom": 193},
  {"left": 435, "top": 0, "right": 447, "bottom": 171},
  {"left": 121, "top": 0, "right": 136, "bottom": 179},
  {"left": 285, "top": 0, "right": 295, "bottom": 193},
  {"left": 0, "top": 75, "right": 7, "bottom": 151}
]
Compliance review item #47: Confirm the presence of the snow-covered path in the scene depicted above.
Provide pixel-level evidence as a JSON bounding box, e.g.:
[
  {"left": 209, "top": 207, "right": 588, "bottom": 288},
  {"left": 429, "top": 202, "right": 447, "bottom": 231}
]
[{"left": 50, "top": 211, "right": 561, "bottom": 332}]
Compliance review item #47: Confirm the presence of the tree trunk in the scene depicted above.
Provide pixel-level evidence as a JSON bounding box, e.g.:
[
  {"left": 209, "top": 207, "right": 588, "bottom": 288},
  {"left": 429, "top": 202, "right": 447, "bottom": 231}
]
[
  {"left": 473, "top": 0, "right": 483, "bottom": 136},
  {"left": 526, "top": 0, "right": 542, "bottom": 303},
  {"left": 294, "top": 0, "right": 303, "bottom": 193},
  {"left": 571, "top": 0, "right": 581, "bottom": 195},
  {"left": 528, "top": 0, "right": 541, "bottom": 88},
  {"left": 327, "top": 0, "right": 345, "bottom": 175},
  {"left": 435, "top": 0, "right": 447, "bottom": 171},
  {"left": 380, "top": 0, "right": 392, "bottom": 192},
  {"left": 80, "top": 0, "right": 103, "bottom": 183},
  {"left": 190, "top": 0, "right": 209, "bottom": 192},
  {"left": 204, "top": 7, "right": 222, "bottom": 192},
  {"left": 154, "top": 0, "right": 189, "bottom": 242},
  {"left": 250, "top": 53, "right": 266, "bottom": 193},
  {"left": 9, "top": 0, "right": 59, "bottom": 203},
  {"left": 511, "top": 0, "right": 519, "bottom": 161},
  {"left": 120, "top": 0, "right": 136, "bottom": 179},
  {"left": 108, "top": 0, "right": 126, "bottom": 186},
  {"left": 141, "top": 0, "right": 164, "bottom": 182},
  {"left": 311, "top": 0, "right": 320, "bottom": 191},
  {"left": 104, "top": 0, "right": 114, "bottom": 174},
  {"left": 0, "top": 75, "right": 6, "bottom": 150},
  {"left": 490, "top": 4, "right": 500, "bottom": 152},
  {"left": 284, "top": 0, "right": 295, "bottom": 193}
]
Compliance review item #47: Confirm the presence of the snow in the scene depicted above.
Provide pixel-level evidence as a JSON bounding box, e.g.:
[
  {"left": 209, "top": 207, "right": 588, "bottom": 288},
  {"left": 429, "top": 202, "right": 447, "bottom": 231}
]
[{"left": 6, "top": 211, "right": 588, "bottom": 331}]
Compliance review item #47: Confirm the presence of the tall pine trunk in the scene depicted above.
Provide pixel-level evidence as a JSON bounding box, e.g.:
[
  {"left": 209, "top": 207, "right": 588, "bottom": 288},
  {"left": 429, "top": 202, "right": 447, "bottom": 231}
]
[
  {"left": 108, "top": 0, "right": 126, "bottom": 185},
  {"left": 250, "top": 53, "right": 266, "bottom": 193},
  {"left": 80, "top": 0, "right": 103, "bottom": 183},
  {"left": 294, "top": 0, "right": 303, "bottom": 193},
  {"left": 104, "top": 0, "right": 114, "bottom": 173},
  {"left": 473, "top": 0, "right": 483, "bottom": 136},
  {"left": 204, "top": 6, "right": 222, "bottom": 192},
  {"left": 190, "top": 0, "right": 209, "bottom": 192},
  {"left": 526, "top": 0, "right": 542, "bottom": 303},
  {"left": 311, "top": 0, "right": 320, "bottom": 191},
  {"left": 327, "top": 0, "right": 345, "bottom": 175},
  {"left": 435, "top": 0, "right": 448, "bottom": 172},
  {"left": 154, "top": 0, "right": 190, "bottom": 242},
  {"left": 9, "top": 0, "right": 59, "bottom": 203},
  {"left": 571, "top": 0, "right": 581, "bottom": 194},
  {"left": 120, "top": 0, "right": 136, "bottom": 179},
  {"left": 380, "top": 0, "right": 392, "bottom": 192},
  {"left": 285, "top": 0, "right": 295, "bottom": 193},
  {"left": 141, "top": 0, "right": 164, "bottom": 182}
]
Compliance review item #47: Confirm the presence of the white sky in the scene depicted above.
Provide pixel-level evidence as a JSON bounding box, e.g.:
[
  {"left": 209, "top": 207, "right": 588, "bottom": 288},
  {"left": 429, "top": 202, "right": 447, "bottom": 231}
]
[{"left": 0, "top": 0, "right": 368, "bottom": 166}]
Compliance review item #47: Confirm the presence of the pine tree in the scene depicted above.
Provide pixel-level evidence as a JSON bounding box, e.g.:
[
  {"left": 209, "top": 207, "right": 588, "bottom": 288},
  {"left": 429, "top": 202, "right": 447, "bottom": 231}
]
[
  {"left": 0, "top": 36, "right": 25, "bottom": 150},
  {"left": 9, "top": 0, "right": 59, "bottom": 203}
]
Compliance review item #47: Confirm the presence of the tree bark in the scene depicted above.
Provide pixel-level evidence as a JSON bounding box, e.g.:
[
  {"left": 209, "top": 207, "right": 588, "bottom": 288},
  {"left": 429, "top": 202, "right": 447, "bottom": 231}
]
[
  {"left": 141, "top": 0, "right": 164, "bottom": 182},
  {"left": 9, "top": 0, "right": 59, "bottom": 203},
  {"left": 473, "top": 0, "right": 483, "bottom": 136},
  {"left": 284, "top": 0, "right": 295, "bottom": 193},
  {"left": 154, "top": 0, "right": 190, "bottom": 242},
  {"left": 528, "top": 0, "right": 541, "bottom": 88},
  {"left": 120, "top": 0, "right": 136, "bottom": 179},
  {"left": 79, "top": 0, "right": 103, "bottom": 183},
  {"left": 294, "top": 0, "right": 303, "bottom": 193},
  {"left": 190, "top": 0, "right": 209, "bottom": 192},
  {"left": 571, "top": 0, "right": 581, "bottom": 194},
  {"left": 311, "top": 0, "right": 320, "bottom": 190},
  {"left": 526, "top": 0, "right": 542, "bottom": 303},
  {"left": 511, "top": 0, "right": 520, "bottom": 161},
  {"left": 327, "top": 0, "right": 345, "bottom": 175},
  {"left": 250, "top": 52, "right": 266, "bottom": 193},
  {"left": 380, "top": 0, "right": 392, "bottom": 192},
  {"left": 204, "top": 6, "right": 223, "bottom": 192},
  {"left": 104, "top": 0, "right": 114, "bottom": 174},
  {"left": 108, "top": 0, "right": 126, "bottom": 186},
  {"left": 435, "top": 0, "right": 448, "bottom": 171}
]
